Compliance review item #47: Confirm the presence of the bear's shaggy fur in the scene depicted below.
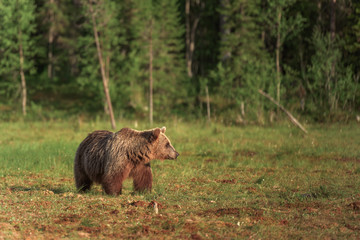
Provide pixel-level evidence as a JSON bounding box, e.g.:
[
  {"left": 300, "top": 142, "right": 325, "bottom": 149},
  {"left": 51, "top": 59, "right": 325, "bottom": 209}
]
[{"left": 74, "top": 127, "right": 178, "bottom": 195}]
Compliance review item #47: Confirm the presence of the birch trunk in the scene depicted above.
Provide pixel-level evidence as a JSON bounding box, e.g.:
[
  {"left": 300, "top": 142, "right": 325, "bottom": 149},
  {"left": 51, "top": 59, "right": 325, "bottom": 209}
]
[
  {"left": 149, "top": 19, "right": 154, "bottom": 126},
  {"left": 276, "top": 8, "right": 282, "bottom": 114},
  {"left": 89, "top": 2, "right": 116, "bottom": 129},
  {"left": 259, "top": 89, "right": 308, "bottom": 134},
  {"left": 19, "top": 30, "right": 27, "bottom": 116},
  {"left": 185, "top": 0, "right": 199, "bottom": 78},
  {"left": 205, "top": 85, "right": 210, "bottom": 122},
  {"left": 329, "top": 0, "right": 337, "bottom": 110},
  {"left": 186, "top": 0, "right": 191, "bottom": 77},
  {"left": 48, "top": 0, "right": 54, "bottom": 79}
]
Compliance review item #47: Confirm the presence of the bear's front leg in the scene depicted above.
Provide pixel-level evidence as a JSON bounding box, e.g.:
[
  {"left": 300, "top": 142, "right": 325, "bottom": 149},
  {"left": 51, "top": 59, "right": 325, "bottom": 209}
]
[
  {"left": 131, "top": 163, "right": 153, "bottom": 192},
  {"left": 102, "top": 165, "right": 131, "bottom": 195}
]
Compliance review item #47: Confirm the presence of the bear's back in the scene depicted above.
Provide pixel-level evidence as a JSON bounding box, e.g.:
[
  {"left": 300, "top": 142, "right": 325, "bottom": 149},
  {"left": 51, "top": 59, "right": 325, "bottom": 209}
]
[{"left": 83, "top": 130, "right": 114, "bottom": 151}]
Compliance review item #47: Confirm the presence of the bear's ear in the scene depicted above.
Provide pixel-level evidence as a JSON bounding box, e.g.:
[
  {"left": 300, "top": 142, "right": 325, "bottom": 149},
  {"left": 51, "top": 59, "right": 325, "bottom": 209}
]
[
  {"left": 153, "top": 128, "right": 161, "bottom": 139},
  {"left": 142, "top": 128, "right": 161, "bottom": 143},
  {"left": 161, "top": 126, "right": 166, "bottom": 133}
]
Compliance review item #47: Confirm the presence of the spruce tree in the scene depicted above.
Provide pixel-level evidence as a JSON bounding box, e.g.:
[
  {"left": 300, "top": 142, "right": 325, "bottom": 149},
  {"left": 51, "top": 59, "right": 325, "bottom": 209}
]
[
  {"left": 122, "top": 0, "right": 153, "bottom": 118},
  {"left": 125, "top": 0, "right": 185, "bottom": 120},
  {"left": 39, "top": 0, "right": 75, "bottom": 81},
  {"left": 152, "top": 0, "right": 186, "bottom": 117},
  {"left": 212, "top": 0, "right": 274, "bottom": 123},
  {"left": 0, "top": 0, "right": 36, "bottom": 115}
]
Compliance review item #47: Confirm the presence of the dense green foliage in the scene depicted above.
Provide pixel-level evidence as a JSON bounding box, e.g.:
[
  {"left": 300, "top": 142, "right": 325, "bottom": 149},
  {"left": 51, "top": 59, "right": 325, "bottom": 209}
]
[
  {"left": 0, "top": 0, "right": 359, "bottom": 123},
  {"left": 0, "top": 0, "right": 36, "bottom": 101}
]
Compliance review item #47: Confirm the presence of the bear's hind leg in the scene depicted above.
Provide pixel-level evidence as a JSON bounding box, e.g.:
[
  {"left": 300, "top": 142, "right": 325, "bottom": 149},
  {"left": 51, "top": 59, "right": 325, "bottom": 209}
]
[
  {"left": 75, "top": 170, "right": 93, "bottom": 192},
  {"left": 102, "top": 181, "right": 123, "bottom": 196},
  {"left": 132, "top": 163, "right": 153, "bottom": 192}
]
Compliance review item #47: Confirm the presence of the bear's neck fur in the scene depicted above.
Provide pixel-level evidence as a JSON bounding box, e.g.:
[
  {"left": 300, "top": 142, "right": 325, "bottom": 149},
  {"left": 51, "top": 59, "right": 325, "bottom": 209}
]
[{"left": 113, "top": 128, "right": 154, "bottom": 165}]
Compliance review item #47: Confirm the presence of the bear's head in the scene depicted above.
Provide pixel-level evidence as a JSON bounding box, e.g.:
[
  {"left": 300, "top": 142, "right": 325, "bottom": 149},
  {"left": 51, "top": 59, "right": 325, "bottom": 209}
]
[{"left": 149, "top": 127, "right": 179, "bottom": 160}]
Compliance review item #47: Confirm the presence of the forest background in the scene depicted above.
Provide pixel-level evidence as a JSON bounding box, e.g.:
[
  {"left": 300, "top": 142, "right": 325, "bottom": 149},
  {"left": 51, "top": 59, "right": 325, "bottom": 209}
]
[{"left": 0, "top": 0, "right": 359, "bottom": 126}]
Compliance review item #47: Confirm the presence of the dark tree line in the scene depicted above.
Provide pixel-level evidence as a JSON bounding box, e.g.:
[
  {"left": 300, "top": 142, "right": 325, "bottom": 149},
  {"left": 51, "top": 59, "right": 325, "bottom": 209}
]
[{"left": 0, "top": 0, "right": 359, "bottom": 124}]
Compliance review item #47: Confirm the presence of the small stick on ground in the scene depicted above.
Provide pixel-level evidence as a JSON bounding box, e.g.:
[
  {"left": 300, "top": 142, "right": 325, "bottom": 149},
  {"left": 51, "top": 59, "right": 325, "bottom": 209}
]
[{"left": 258, "top": 89, "right": 308, "bottom": 134}]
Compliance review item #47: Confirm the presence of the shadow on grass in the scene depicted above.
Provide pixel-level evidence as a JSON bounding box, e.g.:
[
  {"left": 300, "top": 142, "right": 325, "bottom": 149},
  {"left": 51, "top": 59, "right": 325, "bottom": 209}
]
[{"left": 279, "top": 185, "right": 332, "bottom": 203}]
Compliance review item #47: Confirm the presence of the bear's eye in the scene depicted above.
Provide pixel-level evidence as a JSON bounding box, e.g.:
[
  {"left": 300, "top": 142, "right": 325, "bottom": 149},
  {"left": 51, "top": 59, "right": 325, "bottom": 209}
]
[{"left": 166, "top": 143, "right": 170, "bottom": 148}]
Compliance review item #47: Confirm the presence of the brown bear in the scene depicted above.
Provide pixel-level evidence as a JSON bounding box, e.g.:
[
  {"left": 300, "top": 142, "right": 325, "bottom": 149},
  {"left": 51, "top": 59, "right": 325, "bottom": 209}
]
[{"left": 74, "top": 127, "right": 179, "bottom": 195}]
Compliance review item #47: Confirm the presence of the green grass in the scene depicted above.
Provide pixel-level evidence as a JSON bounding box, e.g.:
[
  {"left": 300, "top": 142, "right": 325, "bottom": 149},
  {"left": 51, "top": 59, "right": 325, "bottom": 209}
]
[{"left": 0, "top": 120, "right": 359, "bottom": 239}]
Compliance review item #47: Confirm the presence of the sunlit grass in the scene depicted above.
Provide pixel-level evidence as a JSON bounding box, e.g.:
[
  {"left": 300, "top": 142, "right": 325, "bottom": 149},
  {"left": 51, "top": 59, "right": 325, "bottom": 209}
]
[{"left": 0, "top": 120, "right": 359, "bottom": 239}]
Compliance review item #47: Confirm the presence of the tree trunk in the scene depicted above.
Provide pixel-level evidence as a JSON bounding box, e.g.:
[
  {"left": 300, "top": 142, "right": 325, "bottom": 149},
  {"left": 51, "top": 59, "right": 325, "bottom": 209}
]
[
  {"left": 104, "top": 55, "right": 110, "bottom": 115},
  {"left": 258, "top": 89, "right": 308, "bottom": 134},
  {"left": 48, "top": 0, "right": 54, "bottom": 79},
  {"left": 149, "top": 19, "right": 153, "bottom": 126},
  {"left": 330, "top": 0, "right": 336, "bottom": 41},
  {"left": 185, "top": 0, "right": 199, "bottom": 78},
  {"left": 190, "top": 17, "right": 199, "bottom": 72},
  {"left": 241, "top": 101, "right": 245, "bottom": 117},
  {"left": 220, "top": 0, "right": 231, "bottom": 60},
  {"left": 276, "top": 7, "right": 282, "bottom": 114},
  {"left": 186, "top": 0, "right": 191, "bottom": 77},
  {"left": 317, "top": 0, "right": 322, "bottom": 23},
  {"left": 205, "top": 85, "right": 210, "bottom": 122},
  {"left": 89, "top": 2, "right": 116, "bottom": 130},
  {"left": 329, "top": 0, "right": 337, "bottom": 110},
  {"left": 19, "top": 30, "right": 27, "bottom": 116},
  {"left": 106, "top": 55, "right": 110, "bottom": 84}
]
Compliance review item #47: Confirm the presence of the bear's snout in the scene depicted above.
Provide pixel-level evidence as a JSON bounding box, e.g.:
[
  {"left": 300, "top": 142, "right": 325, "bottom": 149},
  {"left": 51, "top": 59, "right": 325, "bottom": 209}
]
[{"left": 168, "top": 151, "right": 179, "bottom": 160}]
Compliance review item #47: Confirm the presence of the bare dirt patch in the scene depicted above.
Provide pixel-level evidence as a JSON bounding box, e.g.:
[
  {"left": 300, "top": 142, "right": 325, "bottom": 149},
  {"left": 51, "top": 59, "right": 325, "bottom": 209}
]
[
  {"left": 215, "top": 179, "right": 237, "bottom": 184},
  {"left": 233, "top": 150, "right": 257, "bottom": 158},
  {"left": 129, "top": 200, "right": 148, "bottom": 207},
  {"left": 205, "top": 158, "right": 220, "bottom": 163},
  {"left": 0, "top": 222, "right": 21, "bottom": 239},
  {"left": 129, "top": 200, "right": 164, "bottom": 209},
  {"left": 200, "top": 206, "right": 266, "bottom": 219},
  {"left": 54, "top": 213, "right": 81, "bottom": 225},
  {"left": 201, "top": 207, "right": 241, "bottom": 217},
  {"left": 348, "top": 202, "right": 360, "bottom": 213},
  {"left": 215, "top": 208, "right": 242, "bottom": 217},
  {"left": 334, "top": 157, "right": 360, "bottom": 163}
]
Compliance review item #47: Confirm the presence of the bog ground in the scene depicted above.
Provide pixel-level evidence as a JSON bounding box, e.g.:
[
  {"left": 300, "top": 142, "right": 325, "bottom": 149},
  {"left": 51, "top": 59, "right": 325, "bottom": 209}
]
[{"left": 0, "top": 121, "right": 359, "bottom": 239}]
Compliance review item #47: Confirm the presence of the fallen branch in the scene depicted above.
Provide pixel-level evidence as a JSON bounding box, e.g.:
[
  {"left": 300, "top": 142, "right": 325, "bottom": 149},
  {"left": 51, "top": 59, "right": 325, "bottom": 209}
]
[{"left": 258, "top": 89, "right": 308, "bottom": 134}]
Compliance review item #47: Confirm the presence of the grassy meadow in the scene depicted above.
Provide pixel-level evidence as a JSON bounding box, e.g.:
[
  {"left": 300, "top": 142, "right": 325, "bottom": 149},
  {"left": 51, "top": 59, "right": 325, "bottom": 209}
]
[{"left": 0, "top": 120, "right": 359, "bottom": 239}]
